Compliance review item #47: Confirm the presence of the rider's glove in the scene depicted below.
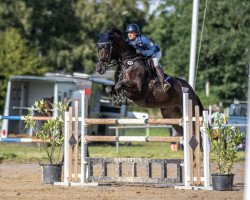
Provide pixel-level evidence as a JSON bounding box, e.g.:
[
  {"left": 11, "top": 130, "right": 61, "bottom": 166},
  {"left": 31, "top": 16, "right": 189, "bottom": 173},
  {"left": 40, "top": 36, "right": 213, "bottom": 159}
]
[{"left": 136, "top": 49, "right": 141, "bottom": 54}]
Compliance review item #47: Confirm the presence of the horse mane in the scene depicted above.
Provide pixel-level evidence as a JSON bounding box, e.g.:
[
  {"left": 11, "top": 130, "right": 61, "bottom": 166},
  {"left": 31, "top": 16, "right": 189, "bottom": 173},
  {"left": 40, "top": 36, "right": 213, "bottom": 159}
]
[{"left": 107, "top": 27, "right": 123, "bottom": 38}]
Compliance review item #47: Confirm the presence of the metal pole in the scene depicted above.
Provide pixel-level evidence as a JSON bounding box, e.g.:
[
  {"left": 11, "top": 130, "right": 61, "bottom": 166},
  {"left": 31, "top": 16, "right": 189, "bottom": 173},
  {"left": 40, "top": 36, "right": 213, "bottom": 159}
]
[
  {"left": 53, "top": 83, "right": 59, "bottom": 117},
  {"left": 146, "top": 124, "right": 149, "bottom": 137},
  {"left": 116, "top": 128, "right": 119, "bottom": 153},
  {"left": 188, "top": 0, "right": 199, "bottom": 90},
  {"left": 1, "top": 81, "right": 12, "bottom": 138},
  {"left": 19, "top": 83, "right": 25, "bottom": 135}
]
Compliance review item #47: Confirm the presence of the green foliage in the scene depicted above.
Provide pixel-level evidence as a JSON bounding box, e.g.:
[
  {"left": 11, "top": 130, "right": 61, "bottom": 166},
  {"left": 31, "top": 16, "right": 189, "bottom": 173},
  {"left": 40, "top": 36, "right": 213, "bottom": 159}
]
[
  {"left": 144, "top": 0, "right": 193, "bottom": 77},
  {"left": 24, "top": 100, "right": 68, "bottom": 164},
  {"left": 197, "top": 0, "right": 250, "bottom": 105},
  {"left": 0, "top": 28, "right": 47, "bottom": 113},
  {"left": 0, "top": 0, "right": 147, "bottom": 73},
  {"left": 204, "top": 113, "right": 244, "bottom": 174},
  {"left": 74, "top": 0, "right": 147, "bottom": 73},
  {"left": 145, "top": 0, "right": 249, "bottom": 106}
]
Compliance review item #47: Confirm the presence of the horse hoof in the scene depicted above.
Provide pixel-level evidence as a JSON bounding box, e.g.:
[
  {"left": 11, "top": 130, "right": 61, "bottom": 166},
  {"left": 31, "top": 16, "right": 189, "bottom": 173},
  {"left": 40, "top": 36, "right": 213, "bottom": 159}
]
[
  {"left": 115, "top": 83, "right": 122, "bottom": 91},
  {"left": 105, "top": 86, "right": 112, "bottom": 93},
  {"left": 126, "top": 99, "right": 134, "bottom": 105},
  {"left": 112, "top": 101, "right": 121, "bottom": 108}
]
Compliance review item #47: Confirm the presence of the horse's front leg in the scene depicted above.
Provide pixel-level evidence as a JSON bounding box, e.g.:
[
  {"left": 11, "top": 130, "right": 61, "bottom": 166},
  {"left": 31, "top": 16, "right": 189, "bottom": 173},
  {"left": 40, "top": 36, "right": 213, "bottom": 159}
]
[
  {"left": 114, "top": 73, "right": 124, "bottom": 91},
  {"left": 105, "top": 86, "right": 124, "bottom": 107},
  {"left": 116, "top": 80, "right": 138, "bottom": 90}
]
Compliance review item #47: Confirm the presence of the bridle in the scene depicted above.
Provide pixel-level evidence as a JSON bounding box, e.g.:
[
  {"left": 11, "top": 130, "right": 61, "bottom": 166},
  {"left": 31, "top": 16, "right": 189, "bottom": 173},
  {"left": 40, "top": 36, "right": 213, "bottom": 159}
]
[{"left": 97, "top": 39, "right": 113, "bottom": 65}]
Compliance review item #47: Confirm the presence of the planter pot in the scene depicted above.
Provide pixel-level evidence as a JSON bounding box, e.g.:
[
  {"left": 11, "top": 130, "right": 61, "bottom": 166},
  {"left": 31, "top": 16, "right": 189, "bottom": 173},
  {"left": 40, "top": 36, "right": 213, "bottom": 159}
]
[
  {"left": 211, "top": 173, "right": 234, "bottom": 191},
  {"left": 40, "top": 163, "right": 63, "bottom": 184}
]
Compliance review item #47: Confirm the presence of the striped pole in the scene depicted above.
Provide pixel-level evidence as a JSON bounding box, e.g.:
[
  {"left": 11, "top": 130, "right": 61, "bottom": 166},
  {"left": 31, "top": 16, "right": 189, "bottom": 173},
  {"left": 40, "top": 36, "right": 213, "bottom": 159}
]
[
  {"left": 84, "top": 118, "right": 182, "bottom": 125},
  {"left": 0, "top": 138, "right": 50, "bottom": 143},
  {"left": 0, "top": 116, "right": 52, "bottom": 120},
  {"left": 84, "top": 136, "right": 183, "bottom": 143}
]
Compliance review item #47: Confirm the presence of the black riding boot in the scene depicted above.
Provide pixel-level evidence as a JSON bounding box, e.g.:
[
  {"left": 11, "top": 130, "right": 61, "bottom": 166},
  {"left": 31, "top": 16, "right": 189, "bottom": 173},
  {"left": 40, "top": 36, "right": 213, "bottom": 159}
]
[{"left": 155, "top": 65, "right": 171, "bottom": 91}]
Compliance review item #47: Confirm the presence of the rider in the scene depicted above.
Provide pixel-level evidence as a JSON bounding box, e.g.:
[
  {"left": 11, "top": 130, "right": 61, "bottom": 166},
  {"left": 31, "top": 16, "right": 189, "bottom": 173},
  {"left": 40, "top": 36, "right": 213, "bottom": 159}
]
[{"left": 125, "top": 23, "right": 171, "bottom": 91}]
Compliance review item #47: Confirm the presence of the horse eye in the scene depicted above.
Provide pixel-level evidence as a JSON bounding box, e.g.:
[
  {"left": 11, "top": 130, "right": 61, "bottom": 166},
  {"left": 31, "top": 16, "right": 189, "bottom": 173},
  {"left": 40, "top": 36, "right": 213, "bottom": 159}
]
[
  {"left": 97, "top": 44, "right": 105, "bottom": 49},
  {"left": 105, "top": 44, "right": 110, "bottom": 48}
]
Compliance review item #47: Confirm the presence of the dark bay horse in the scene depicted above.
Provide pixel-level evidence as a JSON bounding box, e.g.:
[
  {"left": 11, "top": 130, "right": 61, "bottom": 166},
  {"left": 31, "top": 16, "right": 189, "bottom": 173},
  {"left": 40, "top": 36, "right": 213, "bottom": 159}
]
[{"left": 95, "top": 28, "right": 204, "bottom": 136}]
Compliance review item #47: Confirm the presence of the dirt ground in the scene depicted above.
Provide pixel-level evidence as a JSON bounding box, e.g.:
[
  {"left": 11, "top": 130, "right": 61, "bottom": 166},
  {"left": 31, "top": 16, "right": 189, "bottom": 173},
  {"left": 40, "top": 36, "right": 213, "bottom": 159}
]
[{"left": 0, "top": 161, "right": 244, "bottom": 200}]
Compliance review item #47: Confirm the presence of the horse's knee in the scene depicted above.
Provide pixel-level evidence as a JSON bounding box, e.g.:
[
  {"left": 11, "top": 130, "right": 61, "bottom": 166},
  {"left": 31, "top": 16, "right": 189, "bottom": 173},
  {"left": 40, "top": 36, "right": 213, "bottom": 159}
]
[{"left": 115, "top": 82, "right": 122, "bottom": 91}]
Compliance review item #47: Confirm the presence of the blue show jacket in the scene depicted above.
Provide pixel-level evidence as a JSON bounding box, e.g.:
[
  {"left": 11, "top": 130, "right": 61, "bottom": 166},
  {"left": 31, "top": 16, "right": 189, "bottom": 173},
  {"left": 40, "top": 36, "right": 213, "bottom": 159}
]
[{"left": 127, "top": 34, "right": 160, "bottom": 57}]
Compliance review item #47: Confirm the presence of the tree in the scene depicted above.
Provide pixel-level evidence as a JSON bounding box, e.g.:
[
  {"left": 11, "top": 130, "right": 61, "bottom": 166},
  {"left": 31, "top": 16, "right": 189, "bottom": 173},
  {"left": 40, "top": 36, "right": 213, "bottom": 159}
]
[
  {"left": 144, "top": 0, "right": 249, "bottom": 106},
  {"left": 0, "top": 28, "right": 47, "bottom": 112},
  {"left": 74, "top": 0, "right": 148, "bottom": 73},
  {"left": 0, "top": 0, "right": 148, "bottom": 73},
  {"left": 0, "top": 0, "right": 81, "bottom": 72},
  {"left": 197, "top": 0, "right": 249, "bottom": 105},
  {"left": 22, "top": 0, "right": 82, "bottom": 72},
  {"left": 143, "top": 0, "right": 193, "bottom": 77}
]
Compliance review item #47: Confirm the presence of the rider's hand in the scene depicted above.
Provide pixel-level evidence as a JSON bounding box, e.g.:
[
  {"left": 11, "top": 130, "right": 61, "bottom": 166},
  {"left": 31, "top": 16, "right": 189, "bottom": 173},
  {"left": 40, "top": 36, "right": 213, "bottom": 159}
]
[{"left": 136, "top": 49, "right": 141, "bottom": 54}]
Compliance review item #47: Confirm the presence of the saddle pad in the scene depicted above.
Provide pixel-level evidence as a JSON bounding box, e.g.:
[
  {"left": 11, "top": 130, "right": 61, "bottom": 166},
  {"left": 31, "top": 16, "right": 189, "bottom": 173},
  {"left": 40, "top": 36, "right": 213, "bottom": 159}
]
[{"left": 164, "top": 74, "right": 175, "bottom": 85}]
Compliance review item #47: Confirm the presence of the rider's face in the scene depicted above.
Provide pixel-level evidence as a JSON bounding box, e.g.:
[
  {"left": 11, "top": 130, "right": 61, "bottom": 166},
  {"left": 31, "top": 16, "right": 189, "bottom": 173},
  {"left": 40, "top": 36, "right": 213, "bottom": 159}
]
[{"left": 127, "top": 32, "right": 137, "bottom": 40}]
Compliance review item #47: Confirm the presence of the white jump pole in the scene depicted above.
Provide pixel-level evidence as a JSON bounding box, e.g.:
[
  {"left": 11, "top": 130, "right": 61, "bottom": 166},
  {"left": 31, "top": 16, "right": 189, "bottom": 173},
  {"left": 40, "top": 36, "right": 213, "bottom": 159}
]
[
  {"left": 64, "top": 112, "right": 69, "bottom": 185},
  {"left": 77, "top": 90, "right": 98, "bottom": 186},
  {"left": 202, "top": 110, "right": 211, "bottom": 189},
  {"left": 182, "top": 87, "right": 190, "bottom": 188},
  {"left": 80, "top": 90, "right": 88, "bottom": 185}
]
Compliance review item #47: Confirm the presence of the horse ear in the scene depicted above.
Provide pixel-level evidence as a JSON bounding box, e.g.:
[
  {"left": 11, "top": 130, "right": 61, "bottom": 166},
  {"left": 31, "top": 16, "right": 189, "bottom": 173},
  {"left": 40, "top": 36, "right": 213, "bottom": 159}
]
[{"left": 95, "top": 32, "right": 101, "bottom": 39}]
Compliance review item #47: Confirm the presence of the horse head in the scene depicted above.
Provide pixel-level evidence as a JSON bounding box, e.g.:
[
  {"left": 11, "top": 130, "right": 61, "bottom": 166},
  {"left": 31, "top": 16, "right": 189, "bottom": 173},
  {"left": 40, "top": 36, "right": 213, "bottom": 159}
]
[
  {"left": 95, "top": 28, "right": 125, "bottom": 74},
  {"left": 95, "top": 32, "right": 112, "bottom": 74}
]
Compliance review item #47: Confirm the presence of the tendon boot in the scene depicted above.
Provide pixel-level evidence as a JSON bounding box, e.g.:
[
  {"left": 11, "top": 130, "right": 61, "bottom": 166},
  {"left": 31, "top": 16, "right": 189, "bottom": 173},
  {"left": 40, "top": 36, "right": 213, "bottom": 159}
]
[{"left": 155, "top": 65, "right": 171, "bottom": 92}]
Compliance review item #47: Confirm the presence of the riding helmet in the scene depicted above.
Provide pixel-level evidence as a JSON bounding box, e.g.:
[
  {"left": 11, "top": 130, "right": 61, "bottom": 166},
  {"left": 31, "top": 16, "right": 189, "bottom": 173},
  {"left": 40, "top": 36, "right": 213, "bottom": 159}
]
[{"left": 125, "top": 23, "right": 140, "bottom": 33}]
